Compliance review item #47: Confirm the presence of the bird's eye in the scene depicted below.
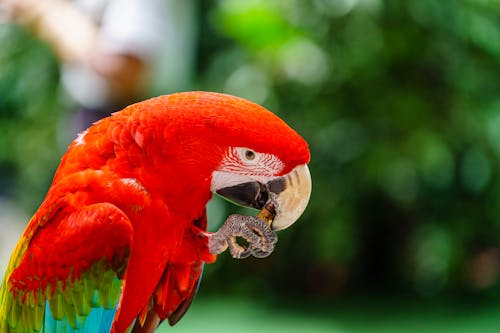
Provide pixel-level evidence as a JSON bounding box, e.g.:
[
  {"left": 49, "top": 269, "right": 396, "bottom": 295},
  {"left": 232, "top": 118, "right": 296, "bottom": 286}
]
[{"left": 244, "top": 150, "right": 256, "bottom": 161}]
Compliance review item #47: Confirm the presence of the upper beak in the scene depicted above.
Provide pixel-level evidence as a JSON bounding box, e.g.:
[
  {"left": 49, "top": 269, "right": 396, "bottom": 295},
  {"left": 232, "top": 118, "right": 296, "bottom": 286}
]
[{"left": 216, "top": 164, "right": 312, "bottom": 231}]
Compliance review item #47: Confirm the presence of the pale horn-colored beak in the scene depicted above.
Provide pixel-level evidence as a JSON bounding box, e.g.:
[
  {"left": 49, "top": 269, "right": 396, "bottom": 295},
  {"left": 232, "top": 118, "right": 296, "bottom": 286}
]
[{"left": 266, "top": 164, "right": 312, "bottom": 231}]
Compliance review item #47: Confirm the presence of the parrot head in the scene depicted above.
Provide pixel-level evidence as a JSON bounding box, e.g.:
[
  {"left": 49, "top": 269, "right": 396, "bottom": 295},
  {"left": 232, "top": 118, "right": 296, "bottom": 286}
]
[{"left": 168, "top": 92, "right": 312, "bottom": 231}]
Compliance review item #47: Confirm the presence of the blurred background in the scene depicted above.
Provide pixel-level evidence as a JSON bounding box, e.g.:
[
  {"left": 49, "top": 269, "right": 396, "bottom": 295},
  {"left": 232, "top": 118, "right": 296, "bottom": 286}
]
[{"left": 1, "top": 0, "right": 499, "bottom": 332}]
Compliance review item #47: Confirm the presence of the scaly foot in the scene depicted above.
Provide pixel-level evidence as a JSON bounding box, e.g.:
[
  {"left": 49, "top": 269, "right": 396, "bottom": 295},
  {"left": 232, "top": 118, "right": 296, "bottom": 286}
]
[{"left": 208, "top": 214, "right": 277, "bottom": 259}]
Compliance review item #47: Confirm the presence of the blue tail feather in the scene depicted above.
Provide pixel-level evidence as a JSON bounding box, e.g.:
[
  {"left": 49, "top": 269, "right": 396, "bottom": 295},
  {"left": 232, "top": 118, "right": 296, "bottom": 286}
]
[{"left": 44, "top": 301, "right": 117, "bottom": 333}]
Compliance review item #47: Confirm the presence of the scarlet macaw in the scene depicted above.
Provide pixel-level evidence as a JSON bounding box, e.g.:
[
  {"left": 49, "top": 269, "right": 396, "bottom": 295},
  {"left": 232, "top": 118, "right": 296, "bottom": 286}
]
[{"left": 0, "top": 91, "right": 311, "bottom": 332}]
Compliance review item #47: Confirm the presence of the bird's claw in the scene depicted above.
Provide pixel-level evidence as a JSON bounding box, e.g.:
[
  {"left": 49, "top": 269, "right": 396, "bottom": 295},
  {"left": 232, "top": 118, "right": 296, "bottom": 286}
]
[{"left": 208, "top": 214, "right": 277, "bottom": 259}]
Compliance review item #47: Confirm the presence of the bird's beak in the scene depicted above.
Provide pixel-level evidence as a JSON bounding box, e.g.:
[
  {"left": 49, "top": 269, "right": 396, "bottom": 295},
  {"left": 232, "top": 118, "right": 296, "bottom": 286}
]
[{"left": 216, "top": 164, "right": 312, "bottom": 231}]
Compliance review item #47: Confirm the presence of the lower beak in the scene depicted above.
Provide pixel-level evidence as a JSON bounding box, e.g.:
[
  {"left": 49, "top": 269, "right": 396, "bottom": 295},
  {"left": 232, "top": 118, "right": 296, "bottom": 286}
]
[{"left": 216, "top": 164, "right": 312, "bottom": 231}]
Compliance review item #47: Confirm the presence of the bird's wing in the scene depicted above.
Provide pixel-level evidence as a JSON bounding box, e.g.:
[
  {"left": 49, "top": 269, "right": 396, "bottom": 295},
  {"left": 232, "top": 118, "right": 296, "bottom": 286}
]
[{"left": 0, "top": 195, "right": 133, "bottom": 333}]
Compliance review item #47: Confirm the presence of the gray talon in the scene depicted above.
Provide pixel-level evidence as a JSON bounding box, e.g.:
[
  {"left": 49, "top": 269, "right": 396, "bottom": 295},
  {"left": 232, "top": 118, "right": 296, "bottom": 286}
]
[
  {"left": 208, "top": 214, "right": 278, "bottom": 259},
  {"left": 250, "top": 247, "right": 272, "bottom": 258}
]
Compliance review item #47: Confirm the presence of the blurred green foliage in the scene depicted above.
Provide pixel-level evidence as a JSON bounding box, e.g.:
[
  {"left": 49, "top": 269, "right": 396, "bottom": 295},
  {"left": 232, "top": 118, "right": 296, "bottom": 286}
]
[
  {"left": 0, "top": 24, "right": 62, "bottom": 208},
  {"left": 158, "top": 296, "right": 500, "bottom": 333},
  {"left": 201, "top": 0, "right": 500, "bottom": 300},
  {"left": 1, "top": 0, "right": 499, "bottom": 306}
]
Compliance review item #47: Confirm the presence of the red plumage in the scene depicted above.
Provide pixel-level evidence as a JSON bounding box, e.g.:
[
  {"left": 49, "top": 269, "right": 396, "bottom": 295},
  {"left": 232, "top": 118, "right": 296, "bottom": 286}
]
[{"left": 1, "top": 92, "right": 310, "bottom": 332}]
